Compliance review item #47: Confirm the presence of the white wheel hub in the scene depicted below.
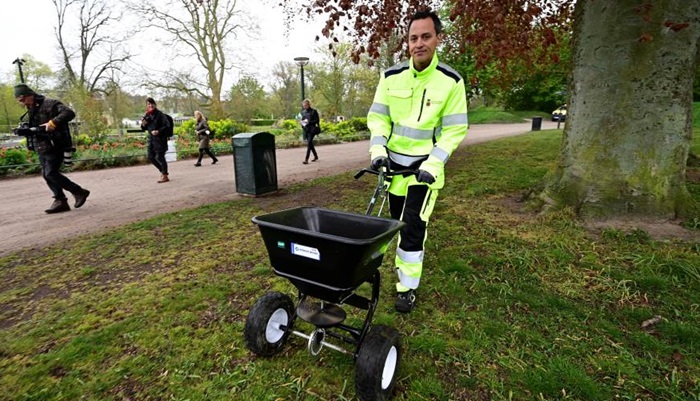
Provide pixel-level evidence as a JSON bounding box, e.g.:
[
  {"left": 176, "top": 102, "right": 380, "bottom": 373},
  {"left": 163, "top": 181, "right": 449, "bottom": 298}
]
[
  {"left": 265, "top": 308, "right": 288, "bottom": 343},
  {"left": 381, "top": 346, "right": 398, "bottom": 389}
]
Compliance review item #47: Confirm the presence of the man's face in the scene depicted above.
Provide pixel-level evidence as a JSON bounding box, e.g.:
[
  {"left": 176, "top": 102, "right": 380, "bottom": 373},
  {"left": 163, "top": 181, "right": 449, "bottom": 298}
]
[
  {"left": 146, "top": 102, "right": 155, "bottom": 111},
  {"left": 302, "top": 101, "right": 309, "bottom": 110},
  {"left": 408, "top": 17, "right": 440, "bottom": 71},
  {"left": 16, "top": 94, "right": 34, "bottom": 108}
]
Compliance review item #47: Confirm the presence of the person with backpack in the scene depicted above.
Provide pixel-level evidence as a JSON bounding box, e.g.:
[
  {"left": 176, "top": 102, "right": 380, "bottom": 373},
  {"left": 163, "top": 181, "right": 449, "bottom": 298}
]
[
  {"left": 193, "top": 110, "right": 218, "bottom": 166},
  {"left": 140, "top": 97, "right": 171, "bottom": 183},
  {"left": 14, "top": 83, "right": 90, "bottom": 213}
]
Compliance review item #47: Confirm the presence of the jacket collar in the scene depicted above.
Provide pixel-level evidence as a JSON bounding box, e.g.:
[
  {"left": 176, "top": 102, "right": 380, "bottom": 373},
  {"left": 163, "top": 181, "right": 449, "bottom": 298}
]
[{"left": 409, "top": 53, "right": 439, "bottom": 78}]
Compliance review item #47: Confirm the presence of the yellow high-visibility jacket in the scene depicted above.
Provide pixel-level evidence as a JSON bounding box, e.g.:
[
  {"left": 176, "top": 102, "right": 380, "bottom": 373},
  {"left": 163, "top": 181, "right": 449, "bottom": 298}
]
[{"left": 368, "top": 53, "right": 468, "bottom": 189}]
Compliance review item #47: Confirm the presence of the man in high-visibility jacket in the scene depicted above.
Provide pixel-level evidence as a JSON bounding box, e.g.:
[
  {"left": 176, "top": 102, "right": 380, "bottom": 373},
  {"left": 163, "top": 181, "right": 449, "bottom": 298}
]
[{"left": 367, "top": 10, "right": 468, "bottom": 313}]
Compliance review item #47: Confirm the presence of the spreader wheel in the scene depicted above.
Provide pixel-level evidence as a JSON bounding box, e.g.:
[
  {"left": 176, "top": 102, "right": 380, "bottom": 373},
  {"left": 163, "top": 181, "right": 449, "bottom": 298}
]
[
  {"left": 243, "top": 292, "right": 294, "bottom": 356},
  {"left": 354, "top": 325, "right": 402, "bottom": 401}
]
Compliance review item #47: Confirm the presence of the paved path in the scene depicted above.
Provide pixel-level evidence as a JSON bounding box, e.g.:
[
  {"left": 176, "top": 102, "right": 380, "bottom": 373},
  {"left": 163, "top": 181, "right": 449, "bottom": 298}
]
[{"left": 0, "top": 121, "right": 559, "bottom": 256}]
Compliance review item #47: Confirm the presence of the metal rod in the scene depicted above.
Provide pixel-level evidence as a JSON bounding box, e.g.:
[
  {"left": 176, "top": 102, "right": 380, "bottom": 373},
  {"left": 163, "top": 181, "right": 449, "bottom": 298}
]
[{"left": 288, "top": 329, "right": 352, "bottom": 355}]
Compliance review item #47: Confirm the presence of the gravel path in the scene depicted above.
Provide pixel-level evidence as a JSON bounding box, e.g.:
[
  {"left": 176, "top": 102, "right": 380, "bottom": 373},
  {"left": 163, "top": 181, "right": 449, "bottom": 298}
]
[{"left": 0, "top": 121, "right": 558, "bottom": 256}]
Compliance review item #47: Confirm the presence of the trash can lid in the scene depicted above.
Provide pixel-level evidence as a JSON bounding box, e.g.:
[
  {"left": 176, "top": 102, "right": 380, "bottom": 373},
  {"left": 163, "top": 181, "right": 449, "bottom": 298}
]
[{"left": 232, "top": 132, "right": 275, "bottom": 147}]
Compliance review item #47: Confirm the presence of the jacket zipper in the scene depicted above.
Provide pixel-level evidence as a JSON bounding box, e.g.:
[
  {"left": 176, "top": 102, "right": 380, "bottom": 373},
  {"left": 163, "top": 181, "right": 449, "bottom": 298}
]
[{"left": 417, "top": 89, "right": 426, "bottom": 122}]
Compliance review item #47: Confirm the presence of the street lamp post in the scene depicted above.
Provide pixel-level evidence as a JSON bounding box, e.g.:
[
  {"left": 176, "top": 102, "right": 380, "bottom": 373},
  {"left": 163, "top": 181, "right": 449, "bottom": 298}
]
[
  {"left": 13, "top": 58, "right": 26, "bottom": 83},
  {"left": 294, "top": 56, "right": 309, "bottom": 104}
]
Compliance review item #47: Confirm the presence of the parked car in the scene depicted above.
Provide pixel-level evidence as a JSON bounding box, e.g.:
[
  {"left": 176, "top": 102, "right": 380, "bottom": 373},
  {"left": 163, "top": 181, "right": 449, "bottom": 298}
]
[{"left": 552, "top": 104, "right": 567, "bottom": 121}]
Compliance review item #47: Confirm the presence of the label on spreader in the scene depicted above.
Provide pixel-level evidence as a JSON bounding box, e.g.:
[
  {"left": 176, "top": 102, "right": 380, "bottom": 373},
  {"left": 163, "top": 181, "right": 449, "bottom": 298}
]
[{"left": 291, "top": 243, "right": 320, "bottom": 261}]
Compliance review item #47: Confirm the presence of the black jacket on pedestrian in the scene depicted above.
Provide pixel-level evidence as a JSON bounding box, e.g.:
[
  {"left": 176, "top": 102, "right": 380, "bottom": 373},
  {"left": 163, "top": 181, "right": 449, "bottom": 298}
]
[
  {"left": 301, "top": 107, "right": 320, "bottom": 139},
  {"left": 140, "top": 109, "right": 170, "bottom": 148},
  {"left": 25, "top": 95, "right": 75, "bottom": 155}
]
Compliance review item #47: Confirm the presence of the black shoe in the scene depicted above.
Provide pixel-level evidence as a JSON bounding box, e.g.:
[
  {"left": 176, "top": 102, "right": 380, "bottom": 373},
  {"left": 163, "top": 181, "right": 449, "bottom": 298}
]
[
  {"left": 395, "top": 289, "right": 416, "bottom": 313},
  {"left": 45, "top": 199, "right": 70, "bottom": 214},
  {"left": 194, "top": 163, "right": 201, "bottom": 167},
  {"left": 302, "top": 160, "right": 309, "bottom": 164},
  {"left": 212, "top": 159, "right": 218, "bottom": 165},
  {"left": 312, "top": 158, "right": 318, "bottom": 162},
  {"left": 73, "top": 189, "right": 90, "bottom": 208}
]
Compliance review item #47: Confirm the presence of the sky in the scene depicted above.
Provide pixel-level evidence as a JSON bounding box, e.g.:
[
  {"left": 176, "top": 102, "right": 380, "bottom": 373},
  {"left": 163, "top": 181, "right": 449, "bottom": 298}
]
[{"left": 0, "top": 0, "right": 328, "bottom": 92}]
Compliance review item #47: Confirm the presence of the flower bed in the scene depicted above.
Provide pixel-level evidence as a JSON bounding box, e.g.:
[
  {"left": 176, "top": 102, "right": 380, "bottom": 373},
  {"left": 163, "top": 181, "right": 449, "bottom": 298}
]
[{"left": 0, "top": 117, "right": 370, "bottom": 177}]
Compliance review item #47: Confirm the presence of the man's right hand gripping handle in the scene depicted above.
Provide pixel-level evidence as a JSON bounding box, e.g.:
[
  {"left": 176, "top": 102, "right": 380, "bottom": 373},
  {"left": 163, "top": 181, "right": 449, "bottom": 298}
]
[{"left": 370, "top": 156, "right": 388, "bottom": 171}]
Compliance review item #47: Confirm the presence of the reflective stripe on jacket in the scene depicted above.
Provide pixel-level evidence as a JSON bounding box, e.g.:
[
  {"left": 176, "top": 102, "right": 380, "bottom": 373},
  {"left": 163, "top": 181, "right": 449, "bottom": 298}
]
[{"left": 367, "top": 53, "right": 468, "bottom": 187}]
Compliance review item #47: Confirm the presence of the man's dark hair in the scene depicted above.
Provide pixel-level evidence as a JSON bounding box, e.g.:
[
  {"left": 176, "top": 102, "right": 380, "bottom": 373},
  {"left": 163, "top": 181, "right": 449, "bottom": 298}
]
[
  {"left": 146, "top": 97, "right": 157, "bottom": 105},
  {"left": 408, "top": 10, "right": 442, "bottom": 35}
]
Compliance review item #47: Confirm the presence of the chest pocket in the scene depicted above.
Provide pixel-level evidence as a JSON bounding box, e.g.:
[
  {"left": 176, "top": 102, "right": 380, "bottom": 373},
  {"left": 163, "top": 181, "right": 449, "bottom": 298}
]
[
  {"left": 386, "top": 88, "right": 412, "bottom": 121},
  {"left": 420, "top": 87, "right": 450, "bottom": 125}
]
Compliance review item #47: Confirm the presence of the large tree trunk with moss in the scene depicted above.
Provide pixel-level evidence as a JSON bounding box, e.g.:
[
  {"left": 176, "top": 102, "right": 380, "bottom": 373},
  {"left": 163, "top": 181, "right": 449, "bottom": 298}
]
[{"left": 536, "top": 0, "right": 700, "bottom": 219}]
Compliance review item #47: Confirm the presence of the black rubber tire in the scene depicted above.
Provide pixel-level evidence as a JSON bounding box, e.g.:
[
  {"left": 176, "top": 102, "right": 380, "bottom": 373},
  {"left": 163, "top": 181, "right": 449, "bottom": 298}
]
[
  {"left": 243, "top": 292, "right": 294, "bottom": 356},
  {"left": 354, "top": 325, "right": 402, "bottom": 401}
]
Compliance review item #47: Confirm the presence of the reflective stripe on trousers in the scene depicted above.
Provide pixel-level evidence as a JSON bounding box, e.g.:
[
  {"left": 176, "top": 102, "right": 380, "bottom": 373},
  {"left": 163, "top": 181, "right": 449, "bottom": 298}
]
[{"left": 388, "top": 174, "right": 439, "bottom": 292}]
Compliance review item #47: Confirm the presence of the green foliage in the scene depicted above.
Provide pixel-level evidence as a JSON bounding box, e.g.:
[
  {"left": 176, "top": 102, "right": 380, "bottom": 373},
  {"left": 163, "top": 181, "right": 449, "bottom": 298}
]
[
  {"left": 249, "top": 119, "right": 276, "bottom": 126},
  {"left": 176, "top": 119, "right": 197, "bottom": 140},
  {"left": 502, "top": 71, "right": 568, "bottom": 112},
  {"left": 227, "top": 76, "right": 271, "bottom": 121},
  {"left": 208, "top": 119, "right": 249, "bottom": 140},
  {"left": 0, "top": 84, "right": 26, "bottom": 128},
  {"left": 694, "top": 65, "right": 700, "bottom": 102},
  {"left": 277, "top": 119, "right": 299, "bottom": 130},
  {"left": 0, "top": 148, "right": 29, "bottom": 167},
  {"left": 468, "top": 106, "right": 527, "bottom": 123},
  {"left": 65, "top": 86, "right": 110, "bottom": 137},
  {"left": 73, "top": 134, "right": 93, "bottom": 147},
  {"left": 346, "top": 117, "right": 368, "bottom": 132}
]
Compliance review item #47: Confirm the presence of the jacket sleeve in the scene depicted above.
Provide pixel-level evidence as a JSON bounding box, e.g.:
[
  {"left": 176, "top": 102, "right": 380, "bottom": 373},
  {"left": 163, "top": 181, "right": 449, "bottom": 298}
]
[
  {"left": 50, "top": 100, "right": 76, "bottom": 127},
  {"left": 367, "top": 72, "right": 391, "bottom": 160},
  {"left": 420, "top": 79, "right": 468, "bottom": 184}
]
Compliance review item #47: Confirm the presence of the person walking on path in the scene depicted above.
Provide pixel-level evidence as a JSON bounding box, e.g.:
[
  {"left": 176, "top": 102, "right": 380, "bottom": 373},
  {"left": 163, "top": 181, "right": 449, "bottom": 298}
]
[
  {"left": 367, "top": 10, "right": 469, "bottom": 313},
  {"left": 193, "top": 111, "right": 218, "bottom": 166},
  {"left": 14, "top": 83, "right": 90, "bottom": 214},
  {"left": 300, "top": 99, "right": 320, "bottom": 164},
  {"left": 140, "top": 97, "right": 171, "bottom": 183}
]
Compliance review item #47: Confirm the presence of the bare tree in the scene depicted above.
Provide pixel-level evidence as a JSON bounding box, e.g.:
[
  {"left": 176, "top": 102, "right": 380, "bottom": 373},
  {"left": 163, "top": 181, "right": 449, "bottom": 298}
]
[
  {"left": 53, "top": 0, "right": 131, "bottom": 93},
  {"left": 270, "top": 61, "right": 301, "bottom": 119},
  {"left": 128, "top": 0, "right": 253, "bottom": 120}
]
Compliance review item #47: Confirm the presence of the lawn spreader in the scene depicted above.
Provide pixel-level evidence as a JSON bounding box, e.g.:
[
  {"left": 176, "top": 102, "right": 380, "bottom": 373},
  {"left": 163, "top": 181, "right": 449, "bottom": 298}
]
[{"left": 244, "top": 168, "right": 414, "bottom": 401}]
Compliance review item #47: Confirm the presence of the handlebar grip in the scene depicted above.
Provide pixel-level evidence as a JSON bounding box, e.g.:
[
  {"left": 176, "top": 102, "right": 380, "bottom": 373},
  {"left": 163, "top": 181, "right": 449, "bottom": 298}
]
[
  {"left": 354, "top": 169, "right": 370, "bottom": 179},
  {"left": 354, "top": 168, "right": 419, "bottom": 179}
]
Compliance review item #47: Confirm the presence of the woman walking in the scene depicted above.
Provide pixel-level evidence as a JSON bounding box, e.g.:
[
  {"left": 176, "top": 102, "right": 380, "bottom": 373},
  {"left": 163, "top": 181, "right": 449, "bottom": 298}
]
[
  {"left": 300, "top": 99, "right": 320, "bottom": 164},
  {"left": 193, "top": 111, "right": 218, "bottom": 166}
]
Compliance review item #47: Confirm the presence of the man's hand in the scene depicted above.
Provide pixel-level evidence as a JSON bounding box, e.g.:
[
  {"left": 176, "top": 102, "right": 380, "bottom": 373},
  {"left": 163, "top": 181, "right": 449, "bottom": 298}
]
[
  {"left": 416, "top": 170, "right": 435, "bottom": 184},
  {"left": 151, "top": 130, "right": 159, "bottom": 136},
  {"left": 41, "top": 121, "right": 56, "bottom": 132},
  {"left": 371, "top": 156, "right": 388, "bottom": 171}
]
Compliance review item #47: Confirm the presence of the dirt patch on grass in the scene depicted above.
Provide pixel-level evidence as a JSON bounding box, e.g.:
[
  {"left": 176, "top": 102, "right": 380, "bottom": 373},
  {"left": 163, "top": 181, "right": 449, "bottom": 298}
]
[
  {"left": 499, "top": 194, "right": 699, "bottom": 243},
  {"left": 586, "top": 219, "right": 698, "bottom": 242}
]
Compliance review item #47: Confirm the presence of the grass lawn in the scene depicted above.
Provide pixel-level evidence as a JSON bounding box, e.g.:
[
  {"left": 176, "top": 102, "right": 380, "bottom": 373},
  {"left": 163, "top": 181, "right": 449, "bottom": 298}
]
[{"left": 1, "top": 130, "right": 698, "bottom": 401}]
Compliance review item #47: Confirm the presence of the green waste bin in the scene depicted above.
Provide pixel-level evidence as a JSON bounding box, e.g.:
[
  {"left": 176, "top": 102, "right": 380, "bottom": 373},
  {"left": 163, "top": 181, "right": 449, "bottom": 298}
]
[
  {"left": 531, "top": 117, "right": 542, "bottom": 131},
  {"left": 232, "top": 132, "right": 277, "bottom": 195}
]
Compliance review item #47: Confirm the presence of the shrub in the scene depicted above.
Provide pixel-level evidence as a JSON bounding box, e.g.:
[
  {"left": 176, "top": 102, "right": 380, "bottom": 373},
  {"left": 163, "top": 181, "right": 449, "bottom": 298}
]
[
  {"left": 250, "top": 119, "right": 276, "bottom": 126},
  {"left": 347, "top": 117, "right": 368, "bottom": 132},
  {"left": 74, "top": 134, "right": 93, "bottom": 147},
  {"left": 176, "top": 119, "right": 197, "bottom": 141},
  {"left": 209, "top": 119, "right": 250, "bottom": 140},
  {"left": 0, "top": 148, "right": 29, "bottom": 167},
  {"left": 278, "top": 119, "right": 299, "bottom": 130}
]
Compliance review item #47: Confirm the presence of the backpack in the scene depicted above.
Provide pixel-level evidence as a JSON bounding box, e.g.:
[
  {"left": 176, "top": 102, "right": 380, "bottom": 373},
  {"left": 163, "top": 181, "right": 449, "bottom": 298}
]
[{"left": 162, "top": 113, "right": 174, "bottom": 138}]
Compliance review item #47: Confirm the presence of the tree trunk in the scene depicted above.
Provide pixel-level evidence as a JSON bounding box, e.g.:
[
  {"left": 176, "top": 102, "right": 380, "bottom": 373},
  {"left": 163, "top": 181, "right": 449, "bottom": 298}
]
[{"left": 535, "top": 0, "right": 700, "bottom": 219}]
